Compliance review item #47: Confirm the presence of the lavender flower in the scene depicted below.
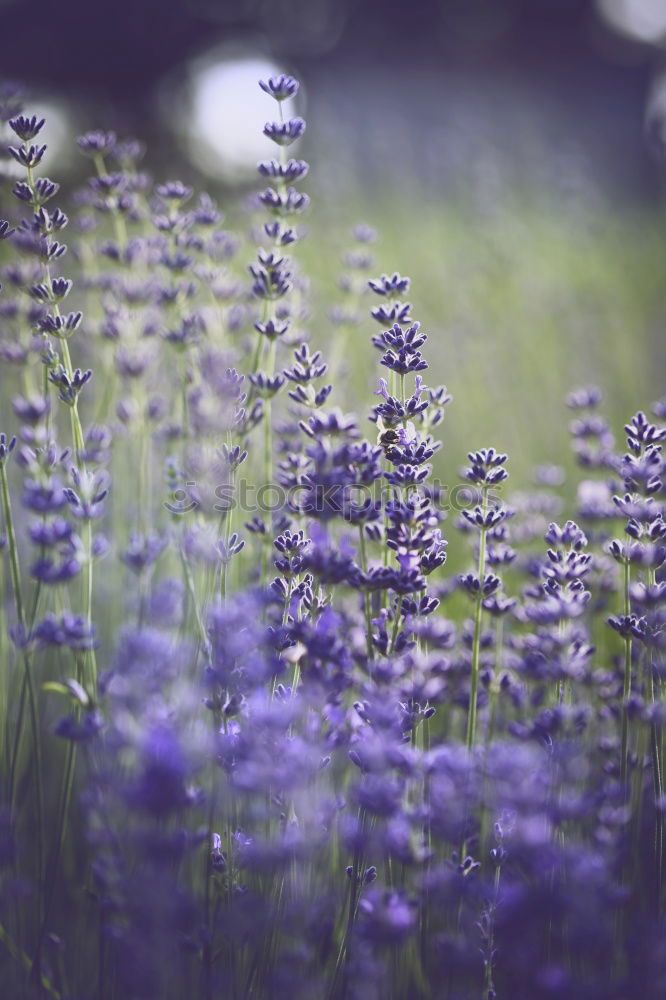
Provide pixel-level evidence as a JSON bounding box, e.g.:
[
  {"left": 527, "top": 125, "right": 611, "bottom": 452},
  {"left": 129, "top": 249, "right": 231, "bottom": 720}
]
[
  {"left": 0, "top": 65, "right": 663, "bottom": 1000},
  {"left": 259, "top": 75, "right": 300, "bottom": 101},
  {"left": 263, "top": 118, "right": 306, "bottom": 146}
]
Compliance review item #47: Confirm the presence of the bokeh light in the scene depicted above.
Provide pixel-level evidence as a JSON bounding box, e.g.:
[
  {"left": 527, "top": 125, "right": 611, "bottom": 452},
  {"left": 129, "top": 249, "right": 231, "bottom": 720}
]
[
  {"left": 177, "top": 51, "right": 303, "bottom": 183},
  {"left": 597, "top": 0, "right": 666, "bottom": 45}
]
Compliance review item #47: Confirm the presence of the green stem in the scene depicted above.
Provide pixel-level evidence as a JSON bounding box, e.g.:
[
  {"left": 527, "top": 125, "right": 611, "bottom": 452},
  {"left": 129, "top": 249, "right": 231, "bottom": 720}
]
[
  {"left": 281, "top": 579, "right": 293, "bottom": 628},
  {"left": 649, "top": 661, "right": 663, "bottom": 911},
  {"left": 1, "top": 464, "right": 45, "bottom": 930},
  {"left": 42, "top": 364, "right": 51, "bottom": 438},
  {"left": 357, "top": 526, "right": 373, "bottom": 658},
  {"left": 180, "top": 546, "right": 209, "bottom": 654},
  {"left": 220, "top": 471, "right": 235, "bottom": 602},
  {"left": 329, "top": 809, "right": 367, "bottom": 1000},
  {"left": 466, "top": 487, "right": 489, "bottom": 751},
  {"left": 0, "top": 921, "right": 62, "bottom": 999},
  {"left": 203, "top": 708, "right": 221, "bottom": 1000},
  {"left": 33, "top": 734, "right": 76, "bottom": 976},
  {"left": 250, "top": 328, "right": 265, "bottom": 377},
  {"left": 620, "top": 557, "right": 632, "bottom": 788},
  {"left": 57, "top": 331, "right": 99, "bottom": 702},
  {"left": 260, "top": 341, "right": 277, "bottom": 587},
  {"left": 181, "top": 351, "right": 190, "bottom": 442},
  {"left": 84, "top": 518, "right": 97, "bottom": 689},
  {"left": 1, "top": 463, "right": 25, "bottom": 629},
  {"left": 93, "top": 153, "right": 128, "bottom": 248},
  {"left": 483, "top": 865, "right": 502, "bottom": 999},
  {"left": 647, "top": 568, "right": 663, "bottom": 911},
  {"left": 485, "top": 618, "right": 503, "bottom": 748},
  {"left": 56, "top": 328, "right": 86, "bottom": 461},
  {"left": 389, "top": 599, "right": 402, "bottom": 654}
]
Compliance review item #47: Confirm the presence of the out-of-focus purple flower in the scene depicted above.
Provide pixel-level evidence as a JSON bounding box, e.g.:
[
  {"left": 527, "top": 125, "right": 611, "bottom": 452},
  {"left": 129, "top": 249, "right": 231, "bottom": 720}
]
[
  {"left": 358, "top": 888, "right": 417, "bottom": 943},
  {"left": 120, "top": 532, "right": 168, "bottom": 574},
  {"left": 55, "top": 710, "right": 104, "bottom": 741},
  {"left": 128, "top": 725, "right": 190, "bottom": 816},
  {"left": 33, "top": 611, "right": 97, "bottom": 650},
  {"left": 77, "top": 130, "right": 117, "bottom": 156}
]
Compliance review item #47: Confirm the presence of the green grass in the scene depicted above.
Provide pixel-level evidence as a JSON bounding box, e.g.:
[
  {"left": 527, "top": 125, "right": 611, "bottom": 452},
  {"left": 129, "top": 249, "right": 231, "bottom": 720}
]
[{"left": 305, "top": 193, "right": 666, "bottom": 491}]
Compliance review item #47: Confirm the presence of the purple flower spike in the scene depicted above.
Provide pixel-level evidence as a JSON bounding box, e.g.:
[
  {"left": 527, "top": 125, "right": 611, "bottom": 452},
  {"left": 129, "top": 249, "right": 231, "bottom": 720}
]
[
  {"left": 259, "top": 74, "right": 300, "bottom": 101},
  {"left": 9, "top": 114, "right": 45, "bottom": 140},
  {"left": 263, "top": 118, "right": 306, "bottom": 146},
  {"left": 76, "top": 130, "right": 116, "bottom": 156}
]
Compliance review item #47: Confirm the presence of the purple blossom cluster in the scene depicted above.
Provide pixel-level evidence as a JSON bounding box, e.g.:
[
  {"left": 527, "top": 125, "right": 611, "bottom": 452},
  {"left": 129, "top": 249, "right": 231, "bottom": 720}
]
[{"left": 0, "top": 74, "right": 664, "bottom": 1000}]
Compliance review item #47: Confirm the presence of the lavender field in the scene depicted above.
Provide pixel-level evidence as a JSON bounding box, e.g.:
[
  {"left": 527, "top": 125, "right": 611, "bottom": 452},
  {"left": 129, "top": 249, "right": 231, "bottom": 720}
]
[{"left": 0, "top": 67, "right": 665, "bottom": 1000}]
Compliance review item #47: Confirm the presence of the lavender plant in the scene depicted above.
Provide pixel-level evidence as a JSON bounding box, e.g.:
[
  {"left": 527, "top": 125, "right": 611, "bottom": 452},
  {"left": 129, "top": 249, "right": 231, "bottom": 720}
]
[{"left": 0, "top": 71, "right": 664, "bottom": 1000}]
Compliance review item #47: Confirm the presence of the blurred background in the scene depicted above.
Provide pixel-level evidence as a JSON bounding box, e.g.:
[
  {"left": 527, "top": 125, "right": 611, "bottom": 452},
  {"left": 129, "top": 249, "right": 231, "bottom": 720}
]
[
  {"left": 1, "top": 0, "right": 665, "bottom": 484},
  {"left": 3, "top": 0, "right": 666, "bottom": 192}
]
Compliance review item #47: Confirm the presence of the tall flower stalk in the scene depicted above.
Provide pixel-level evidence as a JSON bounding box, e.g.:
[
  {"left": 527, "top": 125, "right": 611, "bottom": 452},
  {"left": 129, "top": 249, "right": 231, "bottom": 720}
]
[
  {"left": 459, "top": 450, "right": 508, "bottom": 749},
  {"left": 250, "top": 75, "right": 308, "bottom": 585}
]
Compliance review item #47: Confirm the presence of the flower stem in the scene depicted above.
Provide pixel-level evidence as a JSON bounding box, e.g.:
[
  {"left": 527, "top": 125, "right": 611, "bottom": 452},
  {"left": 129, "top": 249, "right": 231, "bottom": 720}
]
[
  {"left": 357, "top": 526, "right": 373, "bottom": 657},
  {"left": 1, "top": 463, "right": 45, "bottom": 932},
  {"left": 466, "top": 486, "right": 488, "bottom": 751},
  {"left": 647, "top": 567, "right": 663, "bottom": 910},
  {"left": 620, "top": 557, "right": 632, "bottom": 787}
]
